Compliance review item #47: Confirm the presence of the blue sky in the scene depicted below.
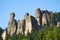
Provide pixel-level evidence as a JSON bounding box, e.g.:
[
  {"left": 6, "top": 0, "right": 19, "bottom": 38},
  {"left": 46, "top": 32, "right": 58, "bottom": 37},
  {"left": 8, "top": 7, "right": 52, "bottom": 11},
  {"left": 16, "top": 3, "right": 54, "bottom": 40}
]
[{"left": 0, "top": 0, "right": 60, "bottom": 29}]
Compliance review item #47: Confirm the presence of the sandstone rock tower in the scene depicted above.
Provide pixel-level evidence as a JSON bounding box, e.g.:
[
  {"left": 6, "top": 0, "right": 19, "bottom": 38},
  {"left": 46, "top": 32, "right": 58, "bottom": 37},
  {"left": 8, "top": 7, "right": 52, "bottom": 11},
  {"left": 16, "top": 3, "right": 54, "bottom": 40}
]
[
  {"left": 17, "top": 19, "right": 25, "bottom": 34},
  {"left": 42, "top": 13, "right": 47, "bottom": 26},
  {"left": 24, "top": 13, "right": 32, "bottom": 35},
  {"left": 42, "top": 10, "right": 49, "bottom": 27},
  {"left": 7, "top": 12, "right": 17, "bottom": 36},
  {"left": 35, "top": 8, "right": 42, "bottom": 27}
]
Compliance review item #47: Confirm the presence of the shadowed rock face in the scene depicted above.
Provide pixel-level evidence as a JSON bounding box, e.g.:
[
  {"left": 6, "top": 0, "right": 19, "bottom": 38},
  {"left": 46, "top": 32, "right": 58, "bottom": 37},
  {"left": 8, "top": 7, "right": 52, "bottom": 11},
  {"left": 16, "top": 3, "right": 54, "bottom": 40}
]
[
  {"left": 35, "top": 8, "right": 41, "bottom": 18},
  {"left": 31, "top": 16, "right": 39, "bottom": 31}
]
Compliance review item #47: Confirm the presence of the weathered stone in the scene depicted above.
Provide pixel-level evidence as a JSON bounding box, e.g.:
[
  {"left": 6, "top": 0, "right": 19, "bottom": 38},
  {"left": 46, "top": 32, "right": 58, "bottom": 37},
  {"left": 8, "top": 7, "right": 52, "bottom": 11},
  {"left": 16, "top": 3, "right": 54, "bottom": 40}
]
[
  {"left": 31, "top": 16, "right": 39, "bottom": 31},
  {"left": 7, "top": 12, "right": 17, "bottom": 36},
  {"left": 1, "top": 8, "right": 54, "bottom": 39},
  {"left": 2, "top": 30, "right": 6, "bottom": 40},
  {"left": 35, "top": 8, "right": 42, "bottom": 26},
  {"left": 17, "top": 19, "right": 25, "bottom": 34},
  {"left": 35, "top": 8, "right": 41, "bottom": 18},
  {"left": 57, "top": 21, "right": 60, "bottom": 27},
  {"left": 24, "top": 13, "right": 32, "bottom": 35},
  {"left": 42, "top": 13, "right": 47, "bottom": 26},
  {"left": 24, "top": 13, "right": 29, "bottom": 19},
  {"left": 42, "top": 11, "right": 49, "bottom": 27}
]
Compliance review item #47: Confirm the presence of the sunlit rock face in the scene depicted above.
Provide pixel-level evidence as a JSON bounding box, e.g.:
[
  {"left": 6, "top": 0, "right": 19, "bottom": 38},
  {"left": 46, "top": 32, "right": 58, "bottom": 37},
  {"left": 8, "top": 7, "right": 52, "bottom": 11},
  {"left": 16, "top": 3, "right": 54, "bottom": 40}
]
[
  {"left": 57, "top": 21, "right": 60, "bottom": 27},
  {"left": 42, "top": 10, "right": 50, "bottom": 27},
  {"left": 42, "top": 13, "right": 47, "bottom": 26},
  {"left": 35, "top": 8, "right": 42, "bottom": 27},
  {"left": 7, "top": 12, "right": 17, "bottom": 36},
  {"left": 17, "top": 19, "right": 25, "bottom": 34},
  {"left": 2, "top": 30, "right": 6, "bottom": 40},
  {"left": 24, "top": 13, "right": 32, "bottom": 35}
]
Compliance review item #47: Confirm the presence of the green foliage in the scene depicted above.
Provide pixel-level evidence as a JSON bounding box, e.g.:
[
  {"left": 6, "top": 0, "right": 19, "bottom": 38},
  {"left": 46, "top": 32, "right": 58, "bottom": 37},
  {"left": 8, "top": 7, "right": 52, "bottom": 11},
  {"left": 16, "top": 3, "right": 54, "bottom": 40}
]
[
  {"left": 52, "top": 12, "right": 60, "bottom": 25},
  {"left": 0, "top": 27, "right": 3, "bottom": 35},
  {"left": 5, "top": 26, "right": 60, "bottom": 40},
  {"left": 0, "top": 36, "right": 3, "bottom": 40}
]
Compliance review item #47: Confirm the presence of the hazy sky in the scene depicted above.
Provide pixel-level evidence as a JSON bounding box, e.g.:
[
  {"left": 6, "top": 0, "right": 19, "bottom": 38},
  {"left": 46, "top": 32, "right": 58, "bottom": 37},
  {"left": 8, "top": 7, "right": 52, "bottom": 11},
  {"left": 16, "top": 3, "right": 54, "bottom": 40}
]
[{"left": 0, "top": 0, "right": 60, "bottom": 29}]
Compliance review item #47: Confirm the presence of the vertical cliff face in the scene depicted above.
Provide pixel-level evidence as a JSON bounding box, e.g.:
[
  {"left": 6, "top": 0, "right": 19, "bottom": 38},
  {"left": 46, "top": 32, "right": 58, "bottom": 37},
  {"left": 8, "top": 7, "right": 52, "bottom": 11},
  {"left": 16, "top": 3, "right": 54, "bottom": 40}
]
[
  {"left": 42, "top": 13, "right": 47, "bottom": 26},
  {"left": 17, "top": 20, "right": 23, "bottom": 34},
  {"left": 35, "top": 8, "right": 42, "bottom": 26},
  {"left": 17, "top": 19, "right": 25, "bottom": 35},
  {"left": 24, "top": 13, "right": 32, "bottom": 35},
  {"left": 7, "top": 12, "right": 17, "bottom": 36},
  {"left": 42, "top": 10, "right": 50, "bottom": 27},
  {"left": 57, "top": 21, "right": 60, "bottom": 27},
  {"left": 1, "top": 8, "right": 53, "bottom": 40}
]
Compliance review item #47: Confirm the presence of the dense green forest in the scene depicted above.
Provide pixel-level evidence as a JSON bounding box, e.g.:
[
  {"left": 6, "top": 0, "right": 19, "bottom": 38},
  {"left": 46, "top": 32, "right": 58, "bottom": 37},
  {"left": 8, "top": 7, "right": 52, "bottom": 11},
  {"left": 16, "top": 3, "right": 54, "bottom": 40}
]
[
  {"left": 1, "top": 26, "right": 60, "bottom": 40},
  {"left": 52, "top": 12, "right": 60, "bottom": 25},
  {"left": 5, "top": 26, "right": 60, "bottom": 40},
  {"left": 0, "top": 12, "right": 60, "bottom": 40}
]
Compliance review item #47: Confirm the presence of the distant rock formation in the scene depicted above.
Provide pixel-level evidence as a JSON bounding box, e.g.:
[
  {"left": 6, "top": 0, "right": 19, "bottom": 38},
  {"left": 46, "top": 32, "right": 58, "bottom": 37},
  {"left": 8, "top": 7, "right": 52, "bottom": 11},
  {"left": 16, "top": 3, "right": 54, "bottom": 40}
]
[{"left": 2, "top": 8, "right": 55, "bottom": 40}]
